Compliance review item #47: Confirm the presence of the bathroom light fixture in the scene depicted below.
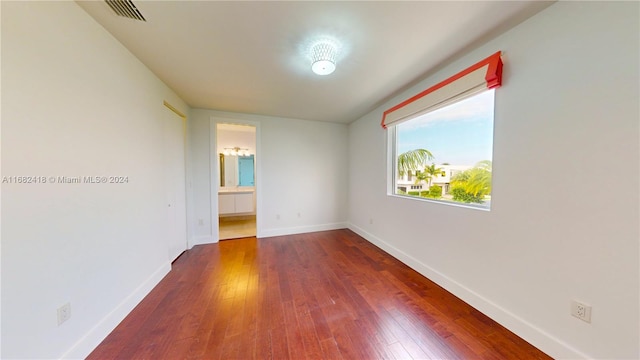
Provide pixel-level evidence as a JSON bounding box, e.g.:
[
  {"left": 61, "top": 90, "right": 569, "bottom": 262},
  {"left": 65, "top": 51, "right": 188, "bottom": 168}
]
[
  {"left": 310, "top": 41, "right": 337, "bottom": 75},
  {"left": 223, "top": 147, "right": 251, "bottom": 156}
]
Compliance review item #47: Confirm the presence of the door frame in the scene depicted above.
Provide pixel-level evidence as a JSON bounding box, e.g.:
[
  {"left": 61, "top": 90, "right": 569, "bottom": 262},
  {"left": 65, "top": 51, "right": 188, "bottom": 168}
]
[
  {"left": 210, "top": 117, "right": 261, "bottom": 242},
  {"left": 163, "top": 101, "right": 188, "bottom": 259}
]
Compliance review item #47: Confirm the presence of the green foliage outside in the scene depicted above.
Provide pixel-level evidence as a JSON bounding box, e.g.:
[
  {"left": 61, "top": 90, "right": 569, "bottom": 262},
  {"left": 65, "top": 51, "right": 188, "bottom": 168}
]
[
  {"left": 450, "top": 161, "right": 492, "bottom": 203},
  {"left": 450, "top": 186, "right": 484, "bottom": 203},
  {"left": 427, "top": 185, "right": 442, "bottom": 198},
  {"left": 406, "top": 186, "right": 442, "bottom": 199},
  {"left": 397, "top": 149, "right": 492, "bottom": 206},
  {"left": 421, "top": 164, "right": 444, "bottom": 187},
  {"left": 397, "top": 149, "right": 434, "bottom": 176}
]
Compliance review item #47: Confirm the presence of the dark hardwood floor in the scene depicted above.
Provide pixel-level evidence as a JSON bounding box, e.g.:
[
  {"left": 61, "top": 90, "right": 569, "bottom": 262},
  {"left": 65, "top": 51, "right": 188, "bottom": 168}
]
[{"left": 87, "top": 229, "right": 552, "bottom": 359}]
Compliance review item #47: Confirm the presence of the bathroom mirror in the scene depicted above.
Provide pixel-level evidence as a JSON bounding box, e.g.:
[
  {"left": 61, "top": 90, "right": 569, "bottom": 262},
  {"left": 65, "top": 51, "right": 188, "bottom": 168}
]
[{"left": 220, "top": 154, "right": 254, "bottom": 187}]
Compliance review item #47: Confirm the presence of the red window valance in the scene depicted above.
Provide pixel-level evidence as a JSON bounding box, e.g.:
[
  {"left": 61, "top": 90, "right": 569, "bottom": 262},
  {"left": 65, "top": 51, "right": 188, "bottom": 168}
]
[{"left": 381, "top": 51, "right": 503, "bottom": 129}]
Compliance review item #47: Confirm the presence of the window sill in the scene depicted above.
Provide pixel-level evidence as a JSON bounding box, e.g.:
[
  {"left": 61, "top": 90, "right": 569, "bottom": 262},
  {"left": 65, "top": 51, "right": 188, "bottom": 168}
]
[{"left": 389, "top": 193, "right": 491, "bottom": 211}]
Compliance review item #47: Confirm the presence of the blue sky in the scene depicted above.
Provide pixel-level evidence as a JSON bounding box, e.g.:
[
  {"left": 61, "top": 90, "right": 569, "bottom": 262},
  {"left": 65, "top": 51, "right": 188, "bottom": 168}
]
[{"left": 397, "top": 90, "right": 495, "bottom": 166}]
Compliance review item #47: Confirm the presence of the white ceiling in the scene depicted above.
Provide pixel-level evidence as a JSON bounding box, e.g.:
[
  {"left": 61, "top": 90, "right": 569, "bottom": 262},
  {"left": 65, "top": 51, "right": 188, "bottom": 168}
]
[{"left": 77, "top": 1, "right": 552, "bottom": 124}]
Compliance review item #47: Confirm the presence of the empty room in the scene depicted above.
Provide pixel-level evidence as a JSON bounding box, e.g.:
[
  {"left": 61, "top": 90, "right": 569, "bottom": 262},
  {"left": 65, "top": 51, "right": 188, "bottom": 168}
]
[{"left": 2, "top": 1, "right": 638, "bottom": 359}]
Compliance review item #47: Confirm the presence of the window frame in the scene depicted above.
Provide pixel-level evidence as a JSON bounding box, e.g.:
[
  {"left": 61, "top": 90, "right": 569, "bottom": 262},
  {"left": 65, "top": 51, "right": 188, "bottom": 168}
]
[{"left": 383, "top": 52, "right": 503, "bottom": 211}]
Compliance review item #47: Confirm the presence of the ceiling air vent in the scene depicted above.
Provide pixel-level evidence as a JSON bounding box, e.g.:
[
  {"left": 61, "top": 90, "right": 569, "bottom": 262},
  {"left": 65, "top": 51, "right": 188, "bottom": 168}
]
[{"left": 105, "top": 0, "right": 146, "bottom": 22}]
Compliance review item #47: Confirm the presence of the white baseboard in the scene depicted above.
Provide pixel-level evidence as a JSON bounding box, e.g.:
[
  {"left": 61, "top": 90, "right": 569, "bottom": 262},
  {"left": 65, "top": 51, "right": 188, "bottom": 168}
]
[
  {"left": 61, "top": 262, "right": 172, "bottom": 359},
  {"left": 191, "top": 235, "right": 216, "bottom": 246},
  {"left": 348, "top": 223, "right": 588, "bottom": 360},
  {"left": 259, "top": 222, "right": 347, "bottom": 238}
]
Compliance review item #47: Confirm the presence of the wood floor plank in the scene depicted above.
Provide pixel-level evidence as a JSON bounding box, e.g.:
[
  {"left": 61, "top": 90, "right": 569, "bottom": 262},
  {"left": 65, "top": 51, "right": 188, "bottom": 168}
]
[
  {"left": 87, "top": 229, "right": 552, "bottom": 360},
  {"left": 319, "top": 338, "right": 344, "bottom": 360},
  {"left": 385, "top": 341, "right": 414, "bottom": 360},
  {"left": 295, "top": 305, "right": 324, "bottom": 359}
]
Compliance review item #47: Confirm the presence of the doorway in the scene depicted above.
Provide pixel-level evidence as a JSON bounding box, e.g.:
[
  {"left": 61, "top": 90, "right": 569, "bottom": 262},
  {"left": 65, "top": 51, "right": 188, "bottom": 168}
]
[{"left": 216, "top": 123, "right": 257, "bottom": 240}]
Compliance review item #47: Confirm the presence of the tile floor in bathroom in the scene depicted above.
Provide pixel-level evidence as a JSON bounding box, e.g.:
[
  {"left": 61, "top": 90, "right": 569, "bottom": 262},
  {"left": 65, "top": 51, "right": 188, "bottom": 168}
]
[{"left": 219, "top": 215, "right": 256, "bottom": 240}]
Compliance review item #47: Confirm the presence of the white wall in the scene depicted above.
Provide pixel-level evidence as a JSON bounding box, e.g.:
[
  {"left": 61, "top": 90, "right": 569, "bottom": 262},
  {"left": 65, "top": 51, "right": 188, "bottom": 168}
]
[
  {"left": 348, "top": 2, "right": 639, "bottom": 359},
  {"left": 1, "top": 2, "right": 188, "bottom": 359},
  {"left": 189, "top": 109, "right": 348, "bottom": 242}
]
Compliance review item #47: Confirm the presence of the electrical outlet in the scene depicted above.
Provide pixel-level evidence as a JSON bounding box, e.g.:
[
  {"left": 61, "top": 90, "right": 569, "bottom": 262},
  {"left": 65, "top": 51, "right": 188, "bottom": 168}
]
[
  {"left": 369, "top": 218, "right": 373, "bottom": 224},
  {"left": 198, "top": 218, "right": 204, "bottom": 226},
  {"left": 57, "top": 303, "right": 71, "bottom": 325},
  {"left": 276, "top": 214, "right": 280, "bottom": 220},
  {"left": 571, "top": 300, "right": 591, "bottom": 323},
  {"left": 297, "top": 212, "right": 301, "bottom": 218}
]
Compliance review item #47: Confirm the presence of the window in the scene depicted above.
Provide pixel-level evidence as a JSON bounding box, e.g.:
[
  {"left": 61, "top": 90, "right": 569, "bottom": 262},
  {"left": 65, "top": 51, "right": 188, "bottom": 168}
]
[{"left": 383, "top": 52, "right": 503, "bottom": 210}]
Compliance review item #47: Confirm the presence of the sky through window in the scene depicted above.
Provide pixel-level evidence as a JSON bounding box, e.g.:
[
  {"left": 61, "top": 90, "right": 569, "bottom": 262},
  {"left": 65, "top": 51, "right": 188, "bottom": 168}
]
[{"left": 397, "top": 90, "right": 495, "bottom": 166}]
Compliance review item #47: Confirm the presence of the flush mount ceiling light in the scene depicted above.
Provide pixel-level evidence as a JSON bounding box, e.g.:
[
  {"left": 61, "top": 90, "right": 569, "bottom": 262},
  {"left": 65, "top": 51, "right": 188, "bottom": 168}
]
[{"left": 310, "top": 41, "right": 338, "bottom": 76}]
